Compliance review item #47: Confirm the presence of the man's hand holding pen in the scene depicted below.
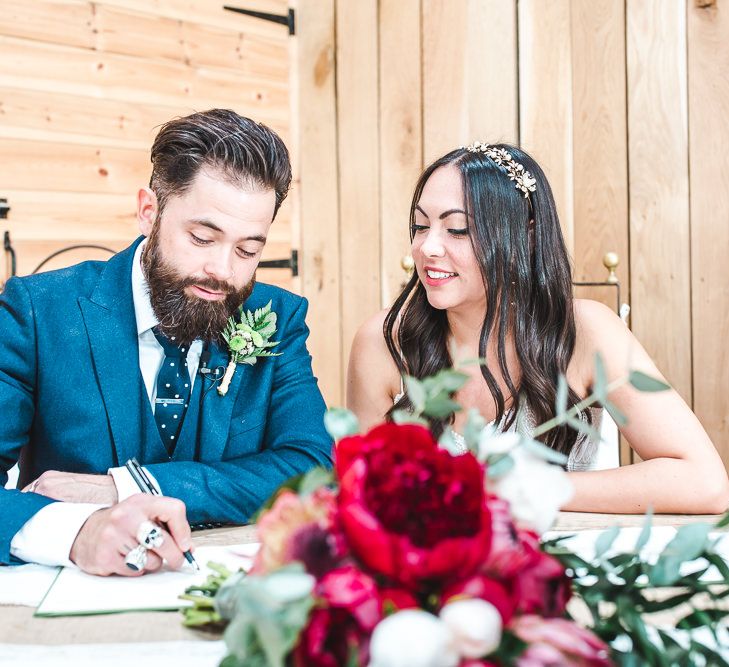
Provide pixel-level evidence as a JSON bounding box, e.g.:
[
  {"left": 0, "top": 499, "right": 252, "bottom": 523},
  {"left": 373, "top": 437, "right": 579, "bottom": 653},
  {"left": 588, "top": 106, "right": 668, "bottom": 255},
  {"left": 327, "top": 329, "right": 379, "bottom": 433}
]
[{"left": 70, "top": 494, "right": 194, "bottom": 576}]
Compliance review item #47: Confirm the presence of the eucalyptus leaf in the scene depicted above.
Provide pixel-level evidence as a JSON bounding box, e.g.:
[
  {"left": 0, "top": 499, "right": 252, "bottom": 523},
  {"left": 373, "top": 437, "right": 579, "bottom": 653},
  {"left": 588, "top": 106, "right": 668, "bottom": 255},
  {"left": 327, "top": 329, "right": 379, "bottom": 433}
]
[
  {"left": 486, "top": 453, "right": 515, "bottom": 479},
  {"left": 634, "top": 508, "right": 653, "bottom": 553},
  {"left": 628, "top": 370, "right": 671, "bottom": 393},
  {"left": 677, "top": 608, "right": 728, "bottom": 630},
  {"left": 298, "top": 466, "right": 334, "bottom": 496},
  {"left": 593, "top": 352, "right": 608, "bottom": 402},
  {"left": 438, "top": 427, "right": 463, "bottom": 455},
  {"left": 556, "top": 374, "right": 568, "bottom": 416},
  {"left": 423, "top": 396, "right": 461, "bottom": 419},
  {"left": 391, "top": 409, "right": 428, "bottom": 427},
  {"left": 323, "top": 408, "right": 360, "bottom": 441},
  {"left": 457, "top": 356, "right": 488, "bottom": 367},
  {"left": 520, "top": 437, "right": 569, "bottom": 465},
  {"left": 430, "top": 369, "right": 469, "bottom": 393},
  {"left": 715, "top": 509, "right": 729, "bottom": 529},
  {"left": 566, "top": 415, "right": 602, "bottom": 443},
  {"left": 665, "top": 523, "right": 712, "bottom": 562},
  {"left": 404, "top": 375, "right": 426, "bottom": 413},
  {"left": 595, "top": 525, "right": 621, "bottom": 559},
  {"left": 601, "top": 398, "right": 628, "bottom": 427},
  {"left": 462, "top": 408, "right": 486, "bottom": 453}
]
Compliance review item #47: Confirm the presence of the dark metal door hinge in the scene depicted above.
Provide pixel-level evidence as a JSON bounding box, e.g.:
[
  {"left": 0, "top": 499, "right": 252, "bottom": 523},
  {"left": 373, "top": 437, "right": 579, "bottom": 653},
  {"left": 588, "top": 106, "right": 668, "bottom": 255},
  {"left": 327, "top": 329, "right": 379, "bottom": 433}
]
[
  {"left": 258, "top": 249, "right": 298, "bottom": 277},
  {"left": 223, "top": 5, "right": 295, "bottom": 35}
]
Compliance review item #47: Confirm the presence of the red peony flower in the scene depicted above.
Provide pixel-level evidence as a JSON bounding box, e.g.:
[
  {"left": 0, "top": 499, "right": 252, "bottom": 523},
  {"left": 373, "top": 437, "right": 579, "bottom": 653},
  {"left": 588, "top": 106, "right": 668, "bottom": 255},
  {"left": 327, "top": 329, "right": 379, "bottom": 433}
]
[
  {"left": 336, "top": 423, "right": 492, "bottom": 588},
  {"left": 513, "top": 531, "right": 571, "bottom": 617},
  {"left": 293, "top": 565, "right": 382, "bottom": 667},
  {"left": 442, "top": 574, "right": 516, "bottom": 624}
]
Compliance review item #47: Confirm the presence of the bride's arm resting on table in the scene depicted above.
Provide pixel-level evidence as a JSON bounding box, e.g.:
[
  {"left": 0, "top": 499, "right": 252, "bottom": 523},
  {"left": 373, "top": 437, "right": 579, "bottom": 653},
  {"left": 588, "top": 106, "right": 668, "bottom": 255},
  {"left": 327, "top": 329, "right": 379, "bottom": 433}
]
[
  {"left": 565, "top": 299, "right": 729, "bottom": 514},
  {"left": 347, "top": 304, "right": 729, "bottom": 515}
]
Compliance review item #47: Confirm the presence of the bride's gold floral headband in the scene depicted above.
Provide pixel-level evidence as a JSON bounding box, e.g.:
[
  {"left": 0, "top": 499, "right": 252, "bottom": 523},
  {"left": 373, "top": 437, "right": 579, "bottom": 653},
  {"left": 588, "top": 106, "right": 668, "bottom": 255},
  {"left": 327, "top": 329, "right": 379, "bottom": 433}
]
[{"left": 463, "top": 142, "right": 537, "bottom": 199}]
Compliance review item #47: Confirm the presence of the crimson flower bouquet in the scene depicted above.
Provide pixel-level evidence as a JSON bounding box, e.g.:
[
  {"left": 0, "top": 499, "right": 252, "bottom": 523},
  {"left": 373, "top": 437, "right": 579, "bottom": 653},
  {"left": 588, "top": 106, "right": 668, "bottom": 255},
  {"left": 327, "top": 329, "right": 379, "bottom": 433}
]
[{"left": 183, "top": 365, "right": 729, "bottom": 667}]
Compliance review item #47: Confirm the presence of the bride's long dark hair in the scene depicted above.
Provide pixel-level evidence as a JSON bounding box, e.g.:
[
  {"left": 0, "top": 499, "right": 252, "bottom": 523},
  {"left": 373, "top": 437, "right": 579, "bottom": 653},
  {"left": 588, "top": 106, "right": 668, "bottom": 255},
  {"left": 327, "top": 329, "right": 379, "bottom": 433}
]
[{"left": 384, "top": 144, "right": 586, "bottom": 455}]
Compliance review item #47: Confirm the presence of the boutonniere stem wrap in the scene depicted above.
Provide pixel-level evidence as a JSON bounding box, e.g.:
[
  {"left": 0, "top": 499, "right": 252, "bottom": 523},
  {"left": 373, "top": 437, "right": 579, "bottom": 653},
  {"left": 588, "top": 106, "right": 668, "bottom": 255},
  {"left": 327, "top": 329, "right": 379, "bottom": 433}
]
[{"left": 218, "top": 300, "right": 282, "bottom": 396}]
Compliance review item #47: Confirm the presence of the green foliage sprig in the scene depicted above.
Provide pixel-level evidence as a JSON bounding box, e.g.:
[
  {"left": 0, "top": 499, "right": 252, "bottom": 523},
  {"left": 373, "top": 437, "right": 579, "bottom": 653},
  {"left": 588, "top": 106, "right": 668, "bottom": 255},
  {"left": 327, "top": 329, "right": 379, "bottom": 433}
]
[
  {"left": 222, "top": 300, "right": 282, "bottom": 366},
  {"left": 218, "top": 301, "right": 283, "bottom": 396},
  {"left": 543, "top": 511, "right": 729, "bottom": 667}
]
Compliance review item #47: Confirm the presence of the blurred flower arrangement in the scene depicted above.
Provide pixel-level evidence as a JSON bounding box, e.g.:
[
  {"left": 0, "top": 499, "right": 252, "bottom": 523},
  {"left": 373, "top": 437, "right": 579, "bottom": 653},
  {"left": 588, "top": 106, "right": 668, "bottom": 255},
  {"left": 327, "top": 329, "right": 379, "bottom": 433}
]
[{"left": 182, "top": 359, "right": 729, "bottom": 667}]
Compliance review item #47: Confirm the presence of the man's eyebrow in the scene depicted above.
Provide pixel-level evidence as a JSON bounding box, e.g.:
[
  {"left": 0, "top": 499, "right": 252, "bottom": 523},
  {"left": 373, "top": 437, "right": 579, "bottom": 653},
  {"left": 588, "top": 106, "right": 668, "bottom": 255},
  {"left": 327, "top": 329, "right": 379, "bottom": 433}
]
[
  {"left": 190, "top": 219, "right": 267, "bottom": 243},
  {"left": 414, "top": 205, "right": 469, "bottom": 219}
]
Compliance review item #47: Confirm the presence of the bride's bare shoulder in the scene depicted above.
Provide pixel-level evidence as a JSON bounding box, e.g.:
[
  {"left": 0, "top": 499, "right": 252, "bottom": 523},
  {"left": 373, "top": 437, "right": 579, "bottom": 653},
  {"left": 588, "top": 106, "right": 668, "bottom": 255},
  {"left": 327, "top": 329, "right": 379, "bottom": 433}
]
[
  {"left": 350, "top": 309, "right": 396, "bottom": 367},
  {"left": 347, "top": 308, "right": 402, "bottom": 421}
]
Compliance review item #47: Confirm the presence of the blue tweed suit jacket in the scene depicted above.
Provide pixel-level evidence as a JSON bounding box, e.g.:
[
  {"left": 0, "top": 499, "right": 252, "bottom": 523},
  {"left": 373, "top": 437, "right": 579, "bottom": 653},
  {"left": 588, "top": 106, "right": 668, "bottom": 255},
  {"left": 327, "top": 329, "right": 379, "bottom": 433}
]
[{"left": 0, "top": 238, "right": 333, "bottom": 563}]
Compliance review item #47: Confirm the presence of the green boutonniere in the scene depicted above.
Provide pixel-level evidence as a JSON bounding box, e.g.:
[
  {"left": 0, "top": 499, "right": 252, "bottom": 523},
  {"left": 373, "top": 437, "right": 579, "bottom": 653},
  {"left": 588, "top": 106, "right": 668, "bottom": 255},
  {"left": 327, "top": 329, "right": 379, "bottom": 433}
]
[{"left": 218, "top": 300, "right": 282, "bottom": 396}]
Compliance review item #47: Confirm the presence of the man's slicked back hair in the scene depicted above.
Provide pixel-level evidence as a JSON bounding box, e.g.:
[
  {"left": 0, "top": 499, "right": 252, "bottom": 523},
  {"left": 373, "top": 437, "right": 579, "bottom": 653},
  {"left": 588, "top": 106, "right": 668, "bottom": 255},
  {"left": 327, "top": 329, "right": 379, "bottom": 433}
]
[{"left": 149, "top": 109, "right": 292, "bottom": 217}]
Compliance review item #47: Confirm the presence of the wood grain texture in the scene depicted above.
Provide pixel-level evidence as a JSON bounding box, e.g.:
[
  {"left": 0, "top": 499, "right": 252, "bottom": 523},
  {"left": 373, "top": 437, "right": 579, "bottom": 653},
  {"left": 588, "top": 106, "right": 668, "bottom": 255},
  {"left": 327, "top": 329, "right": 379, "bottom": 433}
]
[
  {"left": 98, "top": 0, "right": 289, "bottom": 35},
  {"left": 0, "top": 0, "right": 95, "bottom": 50},
  {"left": 518, "top": 0, "right": 575, "bottom": 253},
  {"left": 0, "top": 139, "right": 149, "bottom": 194},
  {"left": 422, "top": 0, "right": 518, "bottom": 163},
  {"left": 570, "top": 0, "right": 629, "bottom": 309},
  {"left": 626, "top": 0, "right": 692, "bottom": 403},
  {"left": 687, "top": 0, "right": 729, "bottom": 466},
  {"left": 95, "top": 4, "right": 288, "bottom": 75},
  {"left": 379, "top": 0, "right": 422, "bottom": 308},
  {"left": 336, "top": 0, "right": 380, "bottom": 397},
  {"left": 0, "top": 36, "right": 288, "bottom": 122},
  {"left": 296, "top": 0, "right": 342, "bottom": 405}
]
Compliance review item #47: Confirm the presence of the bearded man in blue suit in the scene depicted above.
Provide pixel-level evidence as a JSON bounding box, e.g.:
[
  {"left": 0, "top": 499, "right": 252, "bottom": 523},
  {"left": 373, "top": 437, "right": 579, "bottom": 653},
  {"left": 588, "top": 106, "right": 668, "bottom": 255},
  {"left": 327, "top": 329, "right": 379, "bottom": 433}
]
[{"left": 0, "top": 110, "right": 333, "bottom": 575}]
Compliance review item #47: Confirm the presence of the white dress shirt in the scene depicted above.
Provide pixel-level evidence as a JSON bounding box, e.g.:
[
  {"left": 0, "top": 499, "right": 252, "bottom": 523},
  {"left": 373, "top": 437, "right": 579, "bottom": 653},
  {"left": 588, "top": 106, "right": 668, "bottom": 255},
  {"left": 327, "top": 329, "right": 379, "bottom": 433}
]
[{"left": 10, "top": 240, "right": 203, "bottom": 566}]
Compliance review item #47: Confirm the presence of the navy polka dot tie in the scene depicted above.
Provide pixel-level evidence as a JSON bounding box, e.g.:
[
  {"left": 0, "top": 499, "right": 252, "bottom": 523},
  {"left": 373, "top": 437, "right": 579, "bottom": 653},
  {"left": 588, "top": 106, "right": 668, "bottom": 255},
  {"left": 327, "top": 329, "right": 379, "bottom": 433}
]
[{"left": 153, "top": 328, "right": 191, "bottom": 455}]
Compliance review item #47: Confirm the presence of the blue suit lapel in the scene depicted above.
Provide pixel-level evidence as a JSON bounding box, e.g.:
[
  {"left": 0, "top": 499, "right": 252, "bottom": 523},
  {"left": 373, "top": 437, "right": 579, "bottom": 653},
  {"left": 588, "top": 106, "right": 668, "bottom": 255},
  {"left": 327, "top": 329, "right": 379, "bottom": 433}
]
[
  {"left": 198, "top": 341, "right": 247, "bottom": 462},
  {"left": 78, "top": 239, "right": 146, "bottom": 467}
]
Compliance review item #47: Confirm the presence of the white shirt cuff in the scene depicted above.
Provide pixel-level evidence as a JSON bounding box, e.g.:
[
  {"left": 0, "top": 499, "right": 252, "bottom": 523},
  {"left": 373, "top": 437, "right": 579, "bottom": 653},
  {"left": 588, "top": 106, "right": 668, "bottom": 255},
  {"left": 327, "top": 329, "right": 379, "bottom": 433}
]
[
  {"left": 108, "top": 465, "right": 162, "bottom": 500},
  {"left": 10, "top": 503, "right": 105, "bottom": 567}
]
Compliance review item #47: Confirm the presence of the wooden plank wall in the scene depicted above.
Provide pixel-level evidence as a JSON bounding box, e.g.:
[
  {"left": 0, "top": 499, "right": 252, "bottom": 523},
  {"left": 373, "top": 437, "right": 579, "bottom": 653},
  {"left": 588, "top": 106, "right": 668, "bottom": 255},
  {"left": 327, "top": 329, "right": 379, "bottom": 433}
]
[
  {"left": 0, "top": 0, "right": 294, "bottom": 288},
  {"left": 298, "top": 0, "right": 729, "bottom": 469}
]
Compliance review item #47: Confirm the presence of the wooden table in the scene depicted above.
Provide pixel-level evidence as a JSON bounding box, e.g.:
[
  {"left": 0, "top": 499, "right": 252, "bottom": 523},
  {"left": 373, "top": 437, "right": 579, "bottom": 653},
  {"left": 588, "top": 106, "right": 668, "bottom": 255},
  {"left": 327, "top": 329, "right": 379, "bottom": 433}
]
[{"left": 0, "top": 514, "right": 723, "bottom": 645}]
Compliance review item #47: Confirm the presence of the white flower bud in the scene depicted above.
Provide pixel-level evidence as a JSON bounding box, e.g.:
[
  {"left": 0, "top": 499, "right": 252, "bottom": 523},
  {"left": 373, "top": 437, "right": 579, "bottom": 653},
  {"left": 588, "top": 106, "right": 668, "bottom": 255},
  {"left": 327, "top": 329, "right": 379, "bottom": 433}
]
[
  {"left": 368, "top": 610, "right": 458, "bottom": 667},
  {"left": 439, "top": 598, "right": 502, "bottom": 658}
]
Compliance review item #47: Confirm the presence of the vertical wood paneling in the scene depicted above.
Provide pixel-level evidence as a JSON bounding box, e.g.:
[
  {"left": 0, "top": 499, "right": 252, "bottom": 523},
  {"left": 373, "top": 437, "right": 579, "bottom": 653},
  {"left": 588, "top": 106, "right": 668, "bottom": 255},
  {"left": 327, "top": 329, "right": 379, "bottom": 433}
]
[
  {"left": 518, "top": 0, "right": 575, "bottom": 253},
  {"left": 297, "top": 0, "right": 342, "bottom": 405},
  {"left": 336, "top": 0, "right": 380, "bottom": 398},
  {"left": 570, "top": 0, "right": 629, "bottom": 301},
  {"left": 571, "top": 0, "right": 631, "bottom": 465},
  {"left": 379, "top": 0, "right": 422, "bottom": 307},
  {"left": 627, "top": 0, "right": 692, "bottom": 403},
  {"left": 688, "top": 0, "right": 729, "bottom": 466},
  {"left": 422, "top": 0, "right": 518, "bottom": 163}
]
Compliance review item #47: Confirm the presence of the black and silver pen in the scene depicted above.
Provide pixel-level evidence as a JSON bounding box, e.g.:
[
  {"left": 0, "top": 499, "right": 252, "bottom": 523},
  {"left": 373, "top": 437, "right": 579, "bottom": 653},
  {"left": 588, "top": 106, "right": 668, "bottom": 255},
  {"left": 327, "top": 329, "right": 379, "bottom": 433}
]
[{"left": 125, "top": 457, "right": 199, "bottom": 570}]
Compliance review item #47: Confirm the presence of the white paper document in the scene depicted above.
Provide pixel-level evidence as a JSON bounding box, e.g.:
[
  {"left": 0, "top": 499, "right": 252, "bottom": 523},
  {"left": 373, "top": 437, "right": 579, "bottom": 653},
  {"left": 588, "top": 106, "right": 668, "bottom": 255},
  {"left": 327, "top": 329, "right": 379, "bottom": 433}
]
[
  {"left": 0, "top": 640, "right": 227, "bottom": 667},
  {"left": 34, "top": 543, "right": 259, "bottom": 617},
  {"left": 0, "top": 562, "right": 60, "bottom": 607}
]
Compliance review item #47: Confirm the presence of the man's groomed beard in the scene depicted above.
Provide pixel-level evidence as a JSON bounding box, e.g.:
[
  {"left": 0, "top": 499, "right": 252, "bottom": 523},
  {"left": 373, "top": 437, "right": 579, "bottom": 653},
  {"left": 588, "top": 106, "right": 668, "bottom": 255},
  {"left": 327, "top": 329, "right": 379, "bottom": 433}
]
[{"left": 142, "top": 226, "right": 254, "bottom": 347}]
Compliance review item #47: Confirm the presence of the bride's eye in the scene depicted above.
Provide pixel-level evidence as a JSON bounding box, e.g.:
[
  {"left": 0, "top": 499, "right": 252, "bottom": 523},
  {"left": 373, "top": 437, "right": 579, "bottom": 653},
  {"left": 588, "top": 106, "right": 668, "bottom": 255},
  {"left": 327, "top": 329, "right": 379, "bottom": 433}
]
[{"left": 448, "top": 228, "right": 469, "bottom": 237}]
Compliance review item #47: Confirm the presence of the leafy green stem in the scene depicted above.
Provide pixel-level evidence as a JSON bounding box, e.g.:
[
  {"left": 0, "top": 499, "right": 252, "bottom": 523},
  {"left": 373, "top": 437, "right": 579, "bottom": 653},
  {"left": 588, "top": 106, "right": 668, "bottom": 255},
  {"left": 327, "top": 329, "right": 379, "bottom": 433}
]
[{"left": 531, "top": 377, "right": 627, "bottom": 438}]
